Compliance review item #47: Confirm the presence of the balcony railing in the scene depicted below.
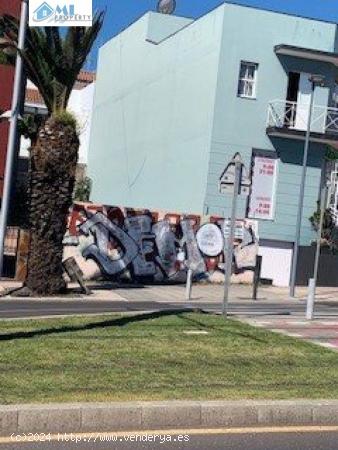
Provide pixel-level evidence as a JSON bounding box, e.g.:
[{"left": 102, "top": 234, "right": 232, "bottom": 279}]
[
  {"left": 267, "top": 100, "right": 338, "bottom": 136},
  {"left": 328, "top": 170, "right": 338, "bottom": 226}
]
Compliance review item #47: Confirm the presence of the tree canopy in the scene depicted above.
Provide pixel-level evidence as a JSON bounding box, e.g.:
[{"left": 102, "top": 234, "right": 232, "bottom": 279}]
[{"left": 0, "top": 13, "right": 104, "bottom": 113}]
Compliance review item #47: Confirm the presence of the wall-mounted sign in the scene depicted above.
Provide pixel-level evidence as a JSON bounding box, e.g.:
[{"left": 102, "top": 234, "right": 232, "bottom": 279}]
[
  {"left": 221, "top": 219, "right": 259, "bottom": 243},
  {"left": 196, "top": 223, "right": 224, "bottom": 257},
  {"left": 248, "top": 156, "right": 278, "bottom": 221},
  {"left": 219, "top": 153, "right": 251, "bottom": 196}
]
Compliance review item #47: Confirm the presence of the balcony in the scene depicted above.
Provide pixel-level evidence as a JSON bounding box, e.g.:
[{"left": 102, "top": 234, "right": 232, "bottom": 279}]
[{"left": 266, "top": 100, "right": 338, "bottom": 147}]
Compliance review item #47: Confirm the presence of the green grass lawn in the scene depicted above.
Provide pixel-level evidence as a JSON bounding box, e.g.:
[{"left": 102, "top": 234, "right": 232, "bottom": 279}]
[{"left": 0, "top": 311, "right": 337, "bottom": 404}]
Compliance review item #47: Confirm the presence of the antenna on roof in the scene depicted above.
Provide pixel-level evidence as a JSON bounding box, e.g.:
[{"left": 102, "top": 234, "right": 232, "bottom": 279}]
[{"left": 157, "top": 0, "right": 176, "bottom": 15}]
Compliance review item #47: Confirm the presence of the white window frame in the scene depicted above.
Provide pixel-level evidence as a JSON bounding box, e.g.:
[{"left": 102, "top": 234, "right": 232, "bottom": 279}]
[{"left": 237, "top": 61, "right": 258, "bottom": 99}]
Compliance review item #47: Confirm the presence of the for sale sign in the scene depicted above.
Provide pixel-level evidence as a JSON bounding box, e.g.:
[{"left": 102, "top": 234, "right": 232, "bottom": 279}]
[{"left": 248, "top": 156, "right": 278, "bottom": 220}]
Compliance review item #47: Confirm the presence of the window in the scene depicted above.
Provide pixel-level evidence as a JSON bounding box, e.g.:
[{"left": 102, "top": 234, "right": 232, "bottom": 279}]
[{"left": 237, "top": 61, "right": 258, "bottom": 99}]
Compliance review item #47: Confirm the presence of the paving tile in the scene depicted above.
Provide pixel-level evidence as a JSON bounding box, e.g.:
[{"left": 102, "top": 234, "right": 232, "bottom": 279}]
[{"left": 242, "top": 317, "right": 338, "bottom": 351}]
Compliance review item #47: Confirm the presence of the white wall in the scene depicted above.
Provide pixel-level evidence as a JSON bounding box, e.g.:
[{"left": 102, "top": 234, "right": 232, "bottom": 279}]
[
  {"left": 19, "top": 82, "right": 95, "bottom": 165},
  {"left": 19, "top": 137, "right": 31, "bottom": 158},
  {"left": 88, "top": 10, "right": 224, "bottom": 212},
  {"left": 259, "top": 245, "right": 292, "bottom": 287},
  {"left": 68, "top": 82, "right": 95, "bottom": 165}
]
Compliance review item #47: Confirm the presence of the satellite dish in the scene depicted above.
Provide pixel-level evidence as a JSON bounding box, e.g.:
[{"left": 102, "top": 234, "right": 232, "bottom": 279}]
[{"left": 157, "top": 0, "right": 176, "bottom": 14}]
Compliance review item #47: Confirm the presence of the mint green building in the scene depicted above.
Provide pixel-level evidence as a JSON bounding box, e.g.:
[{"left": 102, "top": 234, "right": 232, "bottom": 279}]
[{"left": 88, "top": 2, "right": 338, "bottom": 286}]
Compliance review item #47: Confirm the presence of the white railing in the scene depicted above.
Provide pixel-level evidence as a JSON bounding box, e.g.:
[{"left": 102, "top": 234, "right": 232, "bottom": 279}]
[
  {"left": 267, "top": 100, "right": 338, "bottom": 135},
  {"left": 328, "top": 170, "right": 338, "bottom": 225}
]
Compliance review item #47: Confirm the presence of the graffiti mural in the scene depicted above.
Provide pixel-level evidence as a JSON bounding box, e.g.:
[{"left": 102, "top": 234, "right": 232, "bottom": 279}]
[{"left": 63, "top": 202, "right": 259, "bottom": 283}]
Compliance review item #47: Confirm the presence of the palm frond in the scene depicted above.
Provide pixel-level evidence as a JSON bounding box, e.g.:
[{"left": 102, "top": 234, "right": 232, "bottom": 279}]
[{"left": 0, "top": 11, "right": 104, "bottom": 114}]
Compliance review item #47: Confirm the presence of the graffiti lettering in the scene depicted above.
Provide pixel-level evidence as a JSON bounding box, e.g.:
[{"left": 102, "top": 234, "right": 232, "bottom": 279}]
[
  {"left": 65, "top": 203, "right": 259, "bottom": 283},
  {"left": 80, "top": 213, "right": 139, "bottom": 275}
]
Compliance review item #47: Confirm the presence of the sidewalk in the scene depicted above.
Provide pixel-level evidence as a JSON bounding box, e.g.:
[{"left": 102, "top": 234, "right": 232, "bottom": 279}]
[
  {"left": 2, "top": 279, "right": 338, "bottom": 303},
  {"left": 86, "top": 282, "right": 338, "bottom": 304},
  {"left": 241, "top": 316, "right": 338, "bottom": 351}
]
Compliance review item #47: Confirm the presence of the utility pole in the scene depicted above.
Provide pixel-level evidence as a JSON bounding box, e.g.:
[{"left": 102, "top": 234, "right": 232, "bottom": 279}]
[
  {"left": 223, "top": 160, "right": 241, "bottom": 319},
  {"left": 0, "top": 0, "right": 28, "bottom": 277},
  {"left": 219, "top": 152, "right": 250, "bottom": 319},
  {"left": 289, "top": 74, "right": 326, "bottom": 297}
]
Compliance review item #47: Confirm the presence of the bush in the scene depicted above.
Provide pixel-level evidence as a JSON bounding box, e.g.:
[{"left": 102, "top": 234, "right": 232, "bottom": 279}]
[
  {"left": 309, "top": 203, "right": 338, "bottom": 252},
  {"left": 73, "top": 176, "right": 92, "bottom": 202},
  {"left": 0, "top": 50, "right": 8, "bottom": 64},
  {"left": 53, "top": 110, "right": 78, "bottom": 132}
]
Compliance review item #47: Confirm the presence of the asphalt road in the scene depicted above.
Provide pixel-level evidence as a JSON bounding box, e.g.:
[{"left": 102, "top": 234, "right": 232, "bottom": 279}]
[
  {"left": 2, "top": 430, "right": 338, "bottom": 450},
  {"left": 0, "top": 299, "right": 178, "bottom": 319},
  {"left": 0, "top": 299, "right": 300, "bottom": 319},
  {"left": 0, "top": 298, "right": 336, "bottom": 319}
]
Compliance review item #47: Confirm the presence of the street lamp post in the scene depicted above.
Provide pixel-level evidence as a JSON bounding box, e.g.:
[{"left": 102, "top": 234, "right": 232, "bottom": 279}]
[
  {"left": 289, "top": 74, "right": 326, "bottom": 298},
  {"left": 0, "top": 0, "right": 28, "bottom": 277}
]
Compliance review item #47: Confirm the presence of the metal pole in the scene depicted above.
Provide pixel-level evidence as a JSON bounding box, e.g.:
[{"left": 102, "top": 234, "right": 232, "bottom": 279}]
[
  {"left": 252, "top": 255, "right": 262, "bottom": 301},
  {"left": 289, "top": 82, "right": 315, "bottom": 297},
  {"left": 306, "top": 278, "right": 316, "bottom": 320},
  {"left": 0, "top": 0, "right": 28, "bottom": 277},
  {"left": 223, "top": 160, "right": 241, "bottom": 319},
  {"left": 185, "top": 268, "right": 193, "bottom": 301}
]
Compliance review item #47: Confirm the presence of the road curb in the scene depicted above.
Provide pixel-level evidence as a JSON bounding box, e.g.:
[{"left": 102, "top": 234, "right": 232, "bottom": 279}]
[{"left": 1, "top": 400, "right": 338, "bottom": 436}]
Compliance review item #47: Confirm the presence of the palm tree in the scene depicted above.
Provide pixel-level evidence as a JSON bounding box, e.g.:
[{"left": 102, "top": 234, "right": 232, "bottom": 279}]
[{"left": 0, "top": 13, "right": 104, "bottom": 295}]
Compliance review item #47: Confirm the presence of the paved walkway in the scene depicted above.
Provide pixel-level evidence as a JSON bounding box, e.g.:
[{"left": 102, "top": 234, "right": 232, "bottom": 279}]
[
  {"left": 85, "top": 282, "right": 338, "bottom": 304},
  {"left": 240, "top": 316, "right": 338, "bottom": 351},
  {"left": 2, "top": 280, "right": 338, "bottom": 303}
]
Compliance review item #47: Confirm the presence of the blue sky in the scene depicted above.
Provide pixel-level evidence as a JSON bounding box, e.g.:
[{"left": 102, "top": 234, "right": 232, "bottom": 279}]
[{"left": 88, "top": 0, "right": 338, "bottom": 70}]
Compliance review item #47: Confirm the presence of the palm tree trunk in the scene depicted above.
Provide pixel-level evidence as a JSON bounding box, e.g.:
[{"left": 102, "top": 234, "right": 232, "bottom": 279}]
[{"left": 24, "top": 117, "right": 79, "bottom": 295}]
